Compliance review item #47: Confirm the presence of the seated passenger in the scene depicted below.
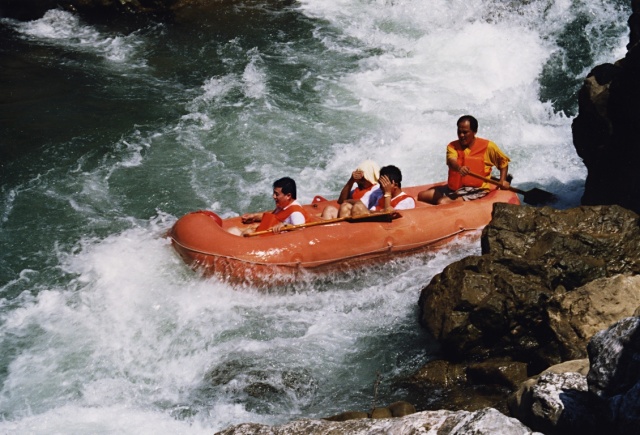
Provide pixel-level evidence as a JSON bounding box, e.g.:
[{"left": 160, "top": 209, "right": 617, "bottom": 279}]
[
  {"left": 229, "top": 177, "right": 311, "bottom": 236},
  {"left": 321, "top": 160, "right": 380, "bottom": 219},
  {"left": 367, "top": 165, "right": 415, "bottom": 213}
]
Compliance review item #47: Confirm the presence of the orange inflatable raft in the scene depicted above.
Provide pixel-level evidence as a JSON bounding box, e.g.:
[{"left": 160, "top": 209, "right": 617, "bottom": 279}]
[{"left": 169, "top": 182, "right": 520, "bottom": 286}]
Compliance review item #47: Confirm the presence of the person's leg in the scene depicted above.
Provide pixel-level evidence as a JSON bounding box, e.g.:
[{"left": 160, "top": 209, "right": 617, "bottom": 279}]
[
  {"left": 418, "top": 186, "right": 448, "bottom": 204},
  {"left": 350, "top": 202, "right": 370, "bottom": 217},
  {"left": 416, "top": 188, "right": 435, "bottom": 203},
  {"left": 338, "top": 202, "right": 353, "bottom": 218},
  {"left": 321, "top": 205, "right": 338, "bottom": 219}
]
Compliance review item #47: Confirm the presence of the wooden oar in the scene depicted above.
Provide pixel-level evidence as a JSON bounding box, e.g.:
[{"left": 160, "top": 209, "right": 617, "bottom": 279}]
[
  {"left": 467, "top": 172, "right": 556, "bottom": 206},
  {"left": 245, "top": 211, "right": 398, "bottom": 237}
]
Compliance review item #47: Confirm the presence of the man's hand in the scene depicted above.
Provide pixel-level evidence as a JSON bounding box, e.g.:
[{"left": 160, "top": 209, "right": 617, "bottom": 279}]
[
  {"left": 241, "top": 213, "right": 259, "bottom": 224},
  {"left": 271, "top": 222, "right": 288, "bottom": 233},
  {"left": 496, "top": 179, "right": 511, "bottom": 190},
  {"left": 458, "top": 165, "right": 471, "bottom": 176},
  {"left": 379, "top": 174, "right": 394, "bottom": 195}
]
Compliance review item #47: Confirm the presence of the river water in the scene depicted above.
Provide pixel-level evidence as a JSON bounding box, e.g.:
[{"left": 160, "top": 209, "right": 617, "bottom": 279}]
[{"left": 0, "top": 0, "right": 631, "bottom": 433}]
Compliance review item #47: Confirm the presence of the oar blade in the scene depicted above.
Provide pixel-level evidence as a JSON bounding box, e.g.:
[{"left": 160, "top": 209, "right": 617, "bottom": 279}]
[{"left": 522, "top": 188, "right": 556, "bottom": 206}]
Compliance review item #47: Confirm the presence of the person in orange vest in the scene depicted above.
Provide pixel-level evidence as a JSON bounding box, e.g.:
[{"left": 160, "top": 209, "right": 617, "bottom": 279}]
[
  {"left": 321, "top": 160, "right": 381, "bottom": 219},
  {"left": 368, "top": 165, "right": 416, "bottom": 212},
  {"left": 417, "top": 115, "right": 511, "bottom": 205},
  {"left": 232, "top": 177, "right": 311, "bottom": 235}
]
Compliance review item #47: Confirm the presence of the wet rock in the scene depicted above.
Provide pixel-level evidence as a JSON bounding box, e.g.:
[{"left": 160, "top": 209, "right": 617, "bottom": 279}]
[
  {"left": 407, "top": 358, "right": 528, "bottom": 392},
  {"left": 323, "top": 401, "right": 415, "bottom": 422},
  {"left": 370, "top": 407, "right": 393, "bottom": 419},
  {"left": 467, "top": 360, "right": 529, "bottom": 391},
  {"left": 508, "top": 360, "right": 593, "bottom": 435},
  {"left": 244, "top": 381, "right": 282, "bottom": 398},
  {"left": 323, "top": 411, "right": 368, "bottom": 422},
  {"left": 572, "top": 0, "right": 640, "bottom": 214},
  {"left": 402, "top": 357, "right": 527, "bottom": 413},
  {"left": 587, "top": 317, "right": 640, "bottom": 398},
  {"left": 408, "top": 359, "right": 467, "bottom": 387},
  {"left": 509, "top": 316, "right": 640, "bottom": 434},
  {"left": 419, "top": 204, "right": 640, "bottom": 371},
  {"left": 547, "top": 274, "right": 640, "bottom": 360},
  {"left": 387, "top": 400, "right": 417, "bottom": 417},
  {"left": 587, "top": 316, "right": 640, "bottom": 434},
  {"left": 216, "top": 407, "right": 542, "bottom": 434}
]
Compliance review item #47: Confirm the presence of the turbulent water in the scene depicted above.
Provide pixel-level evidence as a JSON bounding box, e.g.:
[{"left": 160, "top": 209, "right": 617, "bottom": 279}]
[{"left": 0, "top": 0, "right": 631, "bottom": 432}]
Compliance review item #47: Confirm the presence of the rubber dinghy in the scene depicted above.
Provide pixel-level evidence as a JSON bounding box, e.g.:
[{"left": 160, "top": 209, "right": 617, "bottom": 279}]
[{"left": 168, "top": 182, "right": 520, "bottom": 286}]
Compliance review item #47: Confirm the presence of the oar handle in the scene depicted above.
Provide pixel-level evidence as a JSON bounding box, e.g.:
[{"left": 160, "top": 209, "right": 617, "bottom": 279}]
[
  {"left": 245, "top": 216, "right": 349, "bottom": 237},
  {"left": 466, "top": 172, "right": 525, "bottom": 195},
  {"left": 244, "top": 211, "right": 397, "bottom": 237}
]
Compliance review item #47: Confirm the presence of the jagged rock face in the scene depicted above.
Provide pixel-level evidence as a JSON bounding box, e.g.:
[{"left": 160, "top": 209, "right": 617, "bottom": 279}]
[
  {"left": 572, "top": 0, "right": 640, "bottom": 214},
  {"left": 215, "top": 407, "right": 542, "bottom": 435},
  {"left": 508, "top": 360, "right": 594, "bottom": 435},
  {"left": 587, "top": 316, "right": 640, "bottom": 399},
  {"left": 547, "top": 274, "right": 640, "bottom": 360},
  {"left": 418, "top": 204, "right": 640, "bottom": 371},
  {"left": 509, "top": 317, "right": 640, "bottom": 435}
]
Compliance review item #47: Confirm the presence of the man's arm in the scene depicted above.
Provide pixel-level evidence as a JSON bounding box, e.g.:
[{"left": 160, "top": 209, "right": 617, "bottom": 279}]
[
  {"left": 241, "top": 212, "right": 264, "bottom": 223},
  {"left": 447, "top": 157, "right": 469, "bottom": 176},
  {"left": 497, "top": 165, "right": 510, "bottom": 189},
  {"left": 337, "top": 170, "right": 361, "bottom": 204}
]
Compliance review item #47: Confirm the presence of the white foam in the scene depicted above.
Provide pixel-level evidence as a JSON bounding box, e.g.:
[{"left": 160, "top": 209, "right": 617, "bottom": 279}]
[
  {"left": 8, "top": 9, "right": 146, "bottom": 67},
  {"left": 0, "top": 214, "right": 472, "bottom": 429}
]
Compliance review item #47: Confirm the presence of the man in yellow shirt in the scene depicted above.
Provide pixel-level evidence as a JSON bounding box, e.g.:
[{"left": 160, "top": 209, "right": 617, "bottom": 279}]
[{"left": 418, "top": 115, "right": 510, "bottom": 205}]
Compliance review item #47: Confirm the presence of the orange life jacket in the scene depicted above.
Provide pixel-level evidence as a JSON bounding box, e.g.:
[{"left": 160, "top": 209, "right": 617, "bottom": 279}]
[
  {"left": 256, "top": 202, "right": 312, "bottom": 232},
  {"left": 372, "top": 192, "right": 414, "bottom": 211},
  {"left": 447, "top": 138, "right": 490, "bottom": 190}
]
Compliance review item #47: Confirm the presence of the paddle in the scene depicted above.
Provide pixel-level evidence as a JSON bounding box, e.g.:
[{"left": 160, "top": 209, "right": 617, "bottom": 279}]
[
  {"left": 244, "top": 211, "right": 398, "bottom": 237},
  {"left": 466, "top": 172, "right": 556, "bottom": 205}
]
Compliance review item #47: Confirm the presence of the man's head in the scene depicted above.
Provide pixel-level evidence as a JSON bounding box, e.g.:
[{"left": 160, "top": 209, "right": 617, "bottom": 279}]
[
  {"left": 272, "top": 177, "right": 297, "bottom": 208},
  {"left": 457, "top": 115, "right": 478, "bottom": 148},
  {"left": 457, "top": 115, "right": 478, "bottom": 132},
  {"left": 273, "top": 177, "right": 297, "bottom": 199},
  {"left": 380, "top": 165, "right": 402, "bottom": 188}
]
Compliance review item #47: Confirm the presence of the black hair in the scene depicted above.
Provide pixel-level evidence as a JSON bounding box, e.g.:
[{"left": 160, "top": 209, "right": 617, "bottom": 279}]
[
  {"left": 457, "top": 115, "right": 478, "bottom": 132},
  {"left": 380, "top": 165, "right": 402, "bottom": 188},
  {"left": 273, "top": 177, "right": 297, "bottom": 199}
]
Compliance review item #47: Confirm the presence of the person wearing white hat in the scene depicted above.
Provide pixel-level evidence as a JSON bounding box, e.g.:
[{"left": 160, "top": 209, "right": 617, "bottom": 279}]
[{"left": 321, "top": 160, "right": 381, "bottom": 219}]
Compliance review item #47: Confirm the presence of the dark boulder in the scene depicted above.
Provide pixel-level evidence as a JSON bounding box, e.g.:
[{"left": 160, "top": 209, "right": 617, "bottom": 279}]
[
  {"left": 419, "top": 204, "right": 640, "bottom": 371},
  {"left": 572, "top": 0, "right": 640, "bottom": 214},
  {"left": 509, "top": 317, "right": 640, "bottom": 434}
]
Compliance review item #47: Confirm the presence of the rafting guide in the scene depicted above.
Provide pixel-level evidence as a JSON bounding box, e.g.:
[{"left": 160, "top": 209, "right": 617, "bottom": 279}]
[{"left": 417, "top": 115, "right": 511, "bottom": 205}]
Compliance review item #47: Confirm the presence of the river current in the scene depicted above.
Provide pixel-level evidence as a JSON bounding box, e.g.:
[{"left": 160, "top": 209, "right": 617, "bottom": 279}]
[{"left": 0, "top": 0, "right": 631, "bottom": 432}]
